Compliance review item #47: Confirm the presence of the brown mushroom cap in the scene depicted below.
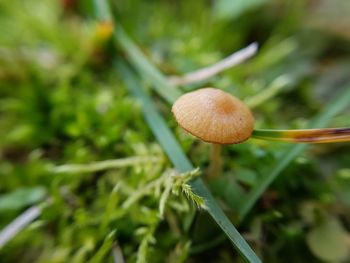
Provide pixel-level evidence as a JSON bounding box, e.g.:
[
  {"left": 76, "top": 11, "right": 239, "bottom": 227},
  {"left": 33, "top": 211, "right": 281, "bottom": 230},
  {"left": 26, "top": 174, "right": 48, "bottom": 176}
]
[{"left": 172, "top": 88, "right": 255, "bottom": 144}]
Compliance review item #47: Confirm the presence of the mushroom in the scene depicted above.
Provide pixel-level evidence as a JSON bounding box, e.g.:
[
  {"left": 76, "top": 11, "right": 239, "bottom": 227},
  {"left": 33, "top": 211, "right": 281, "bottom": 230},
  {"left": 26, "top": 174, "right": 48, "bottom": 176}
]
[{"left": 172, "top": 87, "right": 255, "bottom": 177}]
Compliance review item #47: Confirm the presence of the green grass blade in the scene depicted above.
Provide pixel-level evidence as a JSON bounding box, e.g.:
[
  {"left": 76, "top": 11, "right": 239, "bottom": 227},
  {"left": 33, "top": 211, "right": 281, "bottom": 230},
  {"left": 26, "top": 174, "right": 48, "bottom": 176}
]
[
  {"left": 117, "top": 62, "right": 261, "bottom": 263},
  {"left": 117, "top": 63, "right": 191, "bottom": 170},
  {"left": 114, "top": 27, "right": 182, "bottom": 105},
  {"left": 238, "top": 85, "right": 350, "bottom": 220},
  {"left": 92, "top": 0, "right": 182, "bottom": 105}
]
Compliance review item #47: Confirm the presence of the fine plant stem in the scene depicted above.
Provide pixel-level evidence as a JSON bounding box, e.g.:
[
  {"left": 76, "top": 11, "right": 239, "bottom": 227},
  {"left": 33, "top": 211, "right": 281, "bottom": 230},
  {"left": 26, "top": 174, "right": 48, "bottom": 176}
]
[
  {"left": 50, "top": 156, "right": 161, "bottom": 174},
  {"left": 112, "top": 243, "right": 125, "bottom": 263},
  {"left": 209, "top": 144, "right": 222, "bottom": 178}
]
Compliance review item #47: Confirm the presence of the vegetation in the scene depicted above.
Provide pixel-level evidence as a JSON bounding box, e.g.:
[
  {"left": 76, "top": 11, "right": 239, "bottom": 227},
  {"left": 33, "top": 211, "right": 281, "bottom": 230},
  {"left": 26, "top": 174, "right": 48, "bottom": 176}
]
[{"left": 1, "top": 0, "right": 350, "bottom": 262}]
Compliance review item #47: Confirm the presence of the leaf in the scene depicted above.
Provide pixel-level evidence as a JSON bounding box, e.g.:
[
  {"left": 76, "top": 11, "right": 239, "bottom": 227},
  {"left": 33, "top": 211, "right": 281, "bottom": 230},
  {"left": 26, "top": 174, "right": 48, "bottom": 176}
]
[
  {"left": 306, "top": 218, "right": 349, "bottom": 262},
  {"left": 0, "top": 187, "right": 46, "bottom": 213}
]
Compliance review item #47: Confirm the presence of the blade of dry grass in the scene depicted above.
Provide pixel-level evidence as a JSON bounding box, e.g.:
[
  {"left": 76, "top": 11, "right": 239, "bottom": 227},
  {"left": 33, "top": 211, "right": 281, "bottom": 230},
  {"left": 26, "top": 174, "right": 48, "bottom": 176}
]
[
  {"left": 252, "top": 127, "right": 350, "bottom": 143},
  {"left": 239, "top": 85, "right": 350, "bottom": 220}
]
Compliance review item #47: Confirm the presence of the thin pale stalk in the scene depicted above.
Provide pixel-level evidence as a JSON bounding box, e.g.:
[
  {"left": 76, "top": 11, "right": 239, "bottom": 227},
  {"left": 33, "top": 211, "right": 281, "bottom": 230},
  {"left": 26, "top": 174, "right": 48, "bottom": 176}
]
[
  {"left": 0, "top": 206, "right": 41, "bottom": 249},
  {"left": 169, "top": 43, "right": 258, "bottom": 86},
  {"left": 209, "top": 144, "right": 222, "bottom": 178},
  {"left": 112, "top": 243, "right": 125, "bottom": 263}
]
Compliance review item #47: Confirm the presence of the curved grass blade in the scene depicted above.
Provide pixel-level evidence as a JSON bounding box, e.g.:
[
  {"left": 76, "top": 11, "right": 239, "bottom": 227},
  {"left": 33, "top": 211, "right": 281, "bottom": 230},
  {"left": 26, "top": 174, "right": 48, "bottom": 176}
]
[
  {"left": 92, "top": 0, "right": 182, "bottom": 104},
  {"left": 114, "top": 27, "right": 183, "bottom": 105},
  {"left": 252, "top": 128, "right": 350, "bottom": 143},
  {"left": 169, "top": 42, "right": 258, "bottom": 86},
  {"left": 239, "top": 85, "right": 350, "bottom": 220},
  {"left": 117, "top": 62, "right": 261, "bottom": 263}
]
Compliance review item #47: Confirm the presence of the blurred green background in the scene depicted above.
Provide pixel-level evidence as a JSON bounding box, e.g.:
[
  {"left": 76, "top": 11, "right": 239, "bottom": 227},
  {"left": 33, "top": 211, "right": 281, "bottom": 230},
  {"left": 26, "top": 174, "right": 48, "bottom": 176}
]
[{"left": 1, "top": 0, "right": 350, "bottom": 262}]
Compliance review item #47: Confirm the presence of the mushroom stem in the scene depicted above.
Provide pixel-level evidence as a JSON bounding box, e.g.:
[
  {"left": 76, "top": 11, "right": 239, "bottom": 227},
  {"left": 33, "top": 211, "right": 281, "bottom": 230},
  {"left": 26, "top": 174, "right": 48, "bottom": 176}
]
[{"left": 209, "top": 143, "right": 222, "bottom": 178}]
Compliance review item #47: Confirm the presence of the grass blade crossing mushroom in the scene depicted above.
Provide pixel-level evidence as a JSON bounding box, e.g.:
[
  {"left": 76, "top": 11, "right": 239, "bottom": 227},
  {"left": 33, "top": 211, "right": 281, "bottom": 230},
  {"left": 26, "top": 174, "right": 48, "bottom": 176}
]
[{"left": 252, "top": 128, "right": 350, "bottom": 143}]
